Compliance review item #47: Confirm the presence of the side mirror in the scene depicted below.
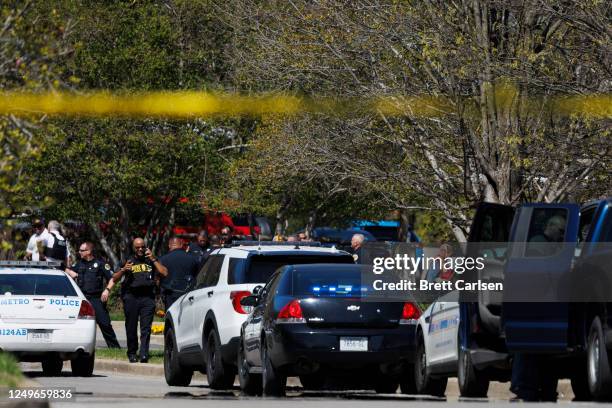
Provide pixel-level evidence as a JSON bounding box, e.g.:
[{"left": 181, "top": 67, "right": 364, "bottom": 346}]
[
  {"left": 252, "top": 285, "right": 264, "bottom": 296},
  {"left": 240, "top": 295, "right": 258, "bottom": 307}
]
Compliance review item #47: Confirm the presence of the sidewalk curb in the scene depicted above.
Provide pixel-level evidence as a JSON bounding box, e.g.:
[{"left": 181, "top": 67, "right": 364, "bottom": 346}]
[{"left": 94, "top": 358, "right": 573, "bottom": 399}]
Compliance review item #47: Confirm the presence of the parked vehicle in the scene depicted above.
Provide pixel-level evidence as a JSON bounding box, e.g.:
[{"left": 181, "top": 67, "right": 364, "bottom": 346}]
[
  {"left": 237, "top": 263, "right": 421, "bottom": 396},
  {"left": 163, "top": 242, "right": 354, "bottom": 387},
  {"left": 460, "top": 198, "right": 612, "bottom": 400},
  {"left": 0, "top": 261, "right": 97, "bottom": 377}
]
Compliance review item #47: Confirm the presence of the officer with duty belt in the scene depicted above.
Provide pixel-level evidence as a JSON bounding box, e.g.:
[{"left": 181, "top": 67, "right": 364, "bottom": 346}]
[
  {"left": 66, "top": 241, "right": 121, "bottom": 348},
  {"left": 160, "top": 237, "right": 200, "bottom": 311},
  {"left": 112, "top": 237, "right": 167, "bottom": 363}
]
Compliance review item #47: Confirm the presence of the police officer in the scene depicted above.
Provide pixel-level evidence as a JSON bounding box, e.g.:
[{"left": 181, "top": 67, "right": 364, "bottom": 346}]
[
  {"left": 187, "top": 230, "right": 210, "bottom": 267},
  {"left": 112, "top": 237, "right": 168, "bottom": 363},
  {"left": 160, "top": 237, "right": 200, "bottom": 310},
  {"left": 66, "top": 242, "right": 121, "bottom": 348}
]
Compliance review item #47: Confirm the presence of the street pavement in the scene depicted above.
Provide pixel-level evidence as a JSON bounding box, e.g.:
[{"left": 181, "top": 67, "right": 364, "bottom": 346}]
[
  {"left": 8, "top": 363, "right": 612, "bottom": 408},
  {"left": 96, "top": 321, "right": 163, "bottom": 350}
]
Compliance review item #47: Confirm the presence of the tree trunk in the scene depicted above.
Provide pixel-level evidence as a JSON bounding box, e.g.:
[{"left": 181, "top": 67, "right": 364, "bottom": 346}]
[{"left": 90, "top": 221, "right": 120, "bottom": 269}]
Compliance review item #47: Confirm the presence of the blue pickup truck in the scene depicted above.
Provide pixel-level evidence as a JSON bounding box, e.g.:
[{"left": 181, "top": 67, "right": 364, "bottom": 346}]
[{"left": 459, "top": 197, "right": 612, "bottom": 400}]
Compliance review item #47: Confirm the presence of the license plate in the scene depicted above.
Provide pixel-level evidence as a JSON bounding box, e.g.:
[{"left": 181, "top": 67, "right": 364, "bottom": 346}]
[
  {"left": 340, "top": 336, "right": 368, "bottom": 352},
  {"left": 28, "top": 331, "right": 52, "bottom": 343}
]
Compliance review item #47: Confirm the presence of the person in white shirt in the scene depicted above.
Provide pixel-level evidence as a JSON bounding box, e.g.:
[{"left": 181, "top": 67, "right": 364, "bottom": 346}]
[
  {"left": 25, "top": 219, "right": 52, "bottom": 261},
  {"left": 44, "top": 220, "right": 71, "bottom": 267}
]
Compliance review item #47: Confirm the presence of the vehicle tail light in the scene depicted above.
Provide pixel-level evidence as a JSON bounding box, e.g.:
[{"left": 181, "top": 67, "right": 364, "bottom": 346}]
[
  {"left": 230, "top": 291, "right": 252, "bottom": 314},
  {"left": 78, "top": 300, "right": 96, "bottom": 320},
  {"left": 400, "top": 302, "right": 421, "bottom": 323},
  {"left": 276, "top": 299, "right": 305, "bottom": 323}
]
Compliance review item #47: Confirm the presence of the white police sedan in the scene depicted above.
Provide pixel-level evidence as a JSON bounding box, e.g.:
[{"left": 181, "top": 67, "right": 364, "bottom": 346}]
[
  {"left": 413, "top": 295, "right": 460, "bottom": 397},
  {"left": 0, "top": 261, "right": 97, "bottom": 376}
]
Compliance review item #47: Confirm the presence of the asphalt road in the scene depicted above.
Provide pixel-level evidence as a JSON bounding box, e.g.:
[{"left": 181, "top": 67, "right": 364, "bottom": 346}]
[{"left": 8, "top": 364, "right": 612, "bottom": 408}]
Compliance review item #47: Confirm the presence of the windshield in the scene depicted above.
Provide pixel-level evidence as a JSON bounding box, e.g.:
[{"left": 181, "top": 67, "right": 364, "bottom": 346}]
[
  {"left": 0, "top": 274, "right": 78, "bottom": 296},
  {"left": 228, "top": 254, "right": 354, "bottom": 284}
]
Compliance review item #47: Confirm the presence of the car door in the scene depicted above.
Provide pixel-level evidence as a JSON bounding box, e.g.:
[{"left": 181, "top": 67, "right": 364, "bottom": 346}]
[
  {"left": 177, "top": 254, "right": 224, "bottom": 350},
  {"left": 502, "top": 203, "right": 580, "bottom": 352},
  {"left": 461, "top": 202, "right": 515, "bottom": 343},
  {"left": 247, "top": 271, "right": 282, "bottom": 366},
  {"left": 426, "top": 301, "right": 446, "bottom": 366},
  {"left": 192, "top": 254, "right": 226, "bottom": 350}
]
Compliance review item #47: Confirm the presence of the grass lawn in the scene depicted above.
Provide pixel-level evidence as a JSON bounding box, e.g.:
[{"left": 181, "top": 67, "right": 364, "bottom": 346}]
[
  {"left": 96, "top": 348, "right": 164, "bottom": 364},
  {"left": 0, "top": 352, "right": 23, "bottom": 387}
]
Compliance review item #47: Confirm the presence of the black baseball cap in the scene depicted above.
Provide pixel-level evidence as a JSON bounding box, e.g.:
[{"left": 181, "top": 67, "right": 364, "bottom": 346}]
[{"left": 32, "top": 218, "right": 44, "bottom": 228}]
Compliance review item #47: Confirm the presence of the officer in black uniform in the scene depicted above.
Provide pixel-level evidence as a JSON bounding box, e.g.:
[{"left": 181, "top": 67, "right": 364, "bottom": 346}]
[
  {"left": 160, "top": 237, "right": 200, "bottom": 311},
  {"left": 187, "top": 230, "right": 210, "bottom": 268},
  {"left": 112, "top": 237, "right": 167, "bottom": 363},
  {"left": 66, "top": 241, "right": 121, "bottom": 348}
]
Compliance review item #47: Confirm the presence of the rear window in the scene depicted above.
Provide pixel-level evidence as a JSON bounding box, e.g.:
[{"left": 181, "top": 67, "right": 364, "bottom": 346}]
[
  {"left": 292, "top": 268, "right": 365, "bottom": 297},
  {"left": 228, "top": 254, "right": 354, "bottom": 284},
  {"left": 0, "top": 274, "right": 78, "bottom": 296}
]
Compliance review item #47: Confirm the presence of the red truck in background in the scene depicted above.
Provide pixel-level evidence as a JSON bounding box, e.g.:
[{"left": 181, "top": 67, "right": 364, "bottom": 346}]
[{"left": 172, "top": 212, "right": 271, "bottom": 240}]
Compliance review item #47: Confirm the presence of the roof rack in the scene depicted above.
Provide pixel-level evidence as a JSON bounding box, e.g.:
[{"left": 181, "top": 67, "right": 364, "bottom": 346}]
[
  {"left": 231, "top": 241, "right": 322, "bottom": 248},
  {"left": 0, "top": 261, "right": 62, "bottom": 269}
]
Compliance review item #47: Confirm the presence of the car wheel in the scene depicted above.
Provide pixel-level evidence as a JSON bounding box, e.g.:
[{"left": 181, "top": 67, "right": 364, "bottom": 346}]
[
  {"left": 206, "top": 329, "right": 235, "bottom": 389},
  {"left": 164, "top": 328, "right": 193, "bottom": 386},
  {"left": 373, "top": 375, "right": 399, "bottom": 394},
  {"left": 457, "top": 344, "right": 489, "bottom": 397},
  {"left": 261, "top": 340, "right": 286, "bottom": 396},
  {"left": 238, "top": 337, "right": 262, "bottom": 395},
  {"left": 299, "top": 374, "right": 326, "bottom": 391},
  {"left": 587, "top": 317, "right": 612, "bottom": 400},
  {"left": 42, "top": 355, "right": 63, "bottom": 376},
  {"left": 71, "top": 352, "right": 95, "bottom": 377},
  {"left": 399, "top": 364, "right": 417, "bottom": 394},
  {"left": 414, "top": 337, "right": 447, "bottom": 397}
]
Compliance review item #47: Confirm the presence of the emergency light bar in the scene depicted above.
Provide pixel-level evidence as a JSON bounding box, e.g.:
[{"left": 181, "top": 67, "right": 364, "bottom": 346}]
[
  {"left": 0, "top": 261, "right": 62, "bottom": 269},
  {"left": 231, "top": 241, "right": 322, "bottom": 248}
]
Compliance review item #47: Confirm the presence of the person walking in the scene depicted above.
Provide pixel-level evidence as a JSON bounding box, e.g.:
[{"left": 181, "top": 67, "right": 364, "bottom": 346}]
[
  {"left": 160, "top": 237, "right": 200, "bottom": 310},
  {"left": 66, "top": 242, "right": 120, "bottom": 348},
  {"left": 112, "top": 238, "right": 167, "bottom": 363}
]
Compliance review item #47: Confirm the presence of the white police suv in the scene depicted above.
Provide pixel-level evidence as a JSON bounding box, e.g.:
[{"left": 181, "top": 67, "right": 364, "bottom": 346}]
[
  {"left": 0, "top": 261, "right": 97, "bottom": 376},
  {"left": 164, "top": 242, "right": 354, "bottom": 387}
]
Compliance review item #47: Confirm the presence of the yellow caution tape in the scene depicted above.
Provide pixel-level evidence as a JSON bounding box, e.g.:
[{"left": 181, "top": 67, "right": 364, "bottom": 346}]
[{"left": 0, "top": 91, "right": 608, "bottom": 119}]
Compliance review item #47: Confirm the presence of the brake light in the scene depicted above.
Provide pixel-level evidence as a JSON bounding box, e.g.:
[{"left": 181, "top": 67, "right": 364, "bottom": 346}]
[
  {"left": 230, "top": 291, "right": 252, "bottom": 314},
  {"left": 276, "top": 299, "right": 305, "bottom": 323},
  {"left": 400, "top": 302, "right": 421, "bottom": 323},
  {"left": 78, "top": 300, "right": 96, "bottom": 320}
]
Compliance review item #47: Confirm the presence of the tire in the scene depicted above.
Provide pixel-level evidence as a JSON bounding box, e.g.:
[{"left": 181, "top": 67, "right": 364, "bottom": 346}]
[
  {"left": 299, "top": 374, "right": 326, "bottom": 391},
  {"left": 374, "top": 375, "right": 399, "bottom": 394},
  {"left": 399, "top": 364, "right": 417, "bottom": 394},
  {"left": 42, "top": 355, "right": 63, "bottom": 376},
  {"left": 414, "top": 338, "right": 447, "bottom": 397},
  {"left": 238, "top": 338, "right": 262, "bottom": 395},
  {"left": 457, "top": 344, "right": 489, "bottom": 398},
  {"left": 164, "top": 328, "right": 193, "bottom": 386},
  {"left": 261, "top": 340, "right": 286, "bottom": 396},
  {"left": 71, "top": 352, "right": 95, "bottom": 377},
  {"left": 587, "top": 317, "right": 612, "bottom": 400},
  {"left": 206, "top": 329, "right": 235, "bottom": 389}
]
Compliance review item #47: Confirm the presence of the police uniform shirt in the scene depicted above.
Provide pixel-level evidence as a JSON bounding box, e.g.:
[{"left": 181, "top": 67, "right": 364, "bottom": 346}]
[
  {"left": 159, "top": 249, "right": 200, "bottom": 292},
  {"left": 121, "top": 257, "right": 158, "bottom": 295},
  {"left": 72, "top": 258, "right": 113, "bottom": 295}
]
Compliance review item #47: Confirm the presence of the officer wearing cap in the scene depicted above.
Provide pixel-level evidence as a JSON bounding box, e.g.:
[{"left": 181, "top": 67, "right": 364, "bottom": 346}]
[{"left": 66, "top": 241, "right": 120, "bottom": 348}]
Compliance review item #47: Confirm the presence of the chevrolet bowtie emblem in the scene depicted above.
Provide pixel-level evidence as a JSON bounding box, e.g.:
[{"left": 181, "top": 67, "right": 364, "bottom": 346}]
[{"left": 347, "top": 305, "right": 360, "bottom": 311}]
